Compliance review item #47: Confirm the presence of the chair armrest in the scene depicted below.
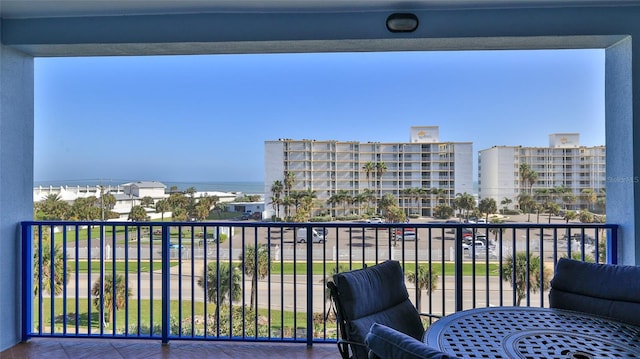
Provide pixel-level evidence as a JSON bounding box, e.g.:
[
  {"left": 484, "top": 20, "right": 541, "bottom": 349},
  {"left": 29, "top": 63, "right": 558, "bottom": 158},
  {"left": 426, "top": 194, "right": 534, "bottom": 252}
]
[
  {"left": 336, "top": 338, "right": 368, "bottom": 359},
  {"left": 366, "top": 323, "right": 459, "bottom": 359}
]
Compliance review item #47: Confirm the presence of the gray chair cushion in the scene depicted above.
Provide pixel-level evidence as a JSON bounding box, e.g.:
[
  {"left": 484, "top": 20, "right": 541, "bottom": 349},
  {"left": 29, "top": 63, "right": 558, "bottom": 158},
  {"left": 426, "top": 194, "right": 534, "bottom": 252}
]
[
  {"left": 365, "top": 323, "right": 459, "bottom": 359},
  {"left": 549, "top": 258, "right": 640, "bottom": 326},
  {"left": 332, "top": 260, "right": 424, "bottom": 359}
]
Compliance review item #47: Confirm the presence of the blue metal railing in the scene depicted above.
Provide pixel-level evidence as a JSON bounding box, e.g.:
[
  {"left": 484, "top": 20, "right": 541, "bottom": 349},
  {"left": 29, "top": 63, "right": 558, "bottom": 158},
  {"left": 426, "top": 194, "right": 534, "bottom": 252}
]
[{"left": 21, "top": 220, "right": 618, "bottom": 345}]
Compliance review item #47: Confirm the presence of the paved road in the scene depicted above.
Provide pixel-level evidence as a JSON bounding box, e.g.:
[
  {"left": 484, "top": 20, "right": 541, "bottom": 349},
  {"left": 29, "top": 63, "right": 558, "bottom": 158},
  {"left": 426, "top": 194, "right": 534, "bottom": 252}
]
[{"left": 63, "top": 260, "right": 544, "bottom": 317}]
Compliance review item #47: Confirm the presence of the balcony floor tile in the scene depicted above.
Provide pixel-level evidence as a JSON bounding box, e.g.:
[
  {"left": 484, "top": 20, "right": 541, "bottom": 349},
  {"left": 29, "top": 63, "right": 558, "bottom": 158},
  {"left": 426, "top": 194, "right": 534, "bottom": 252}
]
[{"left": 1, "top": 339, "right": 338, "bottom": 358}]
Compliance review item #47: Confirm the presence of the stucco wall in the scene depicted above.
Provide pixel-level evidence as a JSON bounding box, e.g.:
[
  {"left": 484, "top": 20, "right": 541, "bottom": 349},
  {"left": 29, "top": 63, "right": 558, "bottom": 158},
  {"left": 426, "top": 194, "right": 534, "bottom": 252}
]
[{"left": 0, "top": 39, "right": 34, "bottom": 349}]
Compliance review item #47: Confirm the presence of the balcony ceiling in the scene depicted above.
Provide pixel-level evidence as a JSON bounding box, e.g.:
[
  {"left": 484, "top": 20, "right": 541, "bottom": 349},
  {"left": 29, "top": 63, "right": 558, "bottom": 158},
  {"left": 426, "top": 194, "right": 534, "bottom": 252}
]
[{"left": 1, "top": 0, "right": 639, "bottom": 19}]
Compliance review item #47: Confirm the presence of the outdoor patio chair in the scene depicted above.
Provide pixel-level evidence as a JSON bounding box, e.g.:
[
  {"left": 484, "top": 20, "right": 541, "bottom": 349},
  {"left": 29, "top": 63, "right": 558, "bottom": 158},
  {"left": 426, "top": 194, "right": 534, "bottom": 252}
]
[
  {"left": 549, "top": 258, "right": 640, "bottom": 326},
  {"left": 365, "top": 323, "right": 459, "bottom": 359},
  {"left": 327, "top": 260, "right": 425, "bottom": 359}
]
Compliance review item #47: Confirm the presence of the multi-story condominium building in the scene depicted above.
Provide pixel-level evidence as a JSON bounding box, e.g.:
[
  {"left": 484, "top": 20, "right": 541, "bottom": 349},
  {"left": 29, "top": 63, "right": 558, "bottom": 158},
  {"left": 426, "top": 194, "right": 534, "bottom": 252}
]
[
  {"left": 478, "top": 133, "right": 606, "bottom": 212},
  {"left": 264, "top": 126, "right": 473, "bottom": 218}
]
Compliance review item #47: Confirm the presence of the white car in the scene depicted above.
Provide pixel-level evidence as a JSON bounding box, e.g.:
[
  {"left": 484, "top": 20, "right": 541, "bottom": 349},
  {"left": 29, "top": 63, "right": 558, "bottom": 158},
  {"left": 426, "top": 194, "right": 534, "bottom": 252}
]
[
  {"left": 463, "top": 240, "right": 496, "bottom": 258},
  {"left": 296, "top": 228, "right": 326, "bottom": 243},
  {"left": 367, "top": 217, "right": 384, "bottom": 224},
  {"left": 395, "top": 230, "right": 417, "bottom": 241},
  {"left": 462, "top": 240, "right": 487, "bottom": 251}
]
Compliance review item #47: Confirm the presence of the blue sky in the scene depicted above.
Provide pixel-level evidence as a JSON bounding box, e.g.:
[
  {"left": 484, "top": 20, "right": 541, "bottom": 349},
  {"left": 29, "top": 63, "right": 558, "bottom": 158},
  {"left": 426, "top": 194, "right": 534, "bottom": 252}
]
[{"left": 34, "top": 49, "right": 605, "bottom": 184}]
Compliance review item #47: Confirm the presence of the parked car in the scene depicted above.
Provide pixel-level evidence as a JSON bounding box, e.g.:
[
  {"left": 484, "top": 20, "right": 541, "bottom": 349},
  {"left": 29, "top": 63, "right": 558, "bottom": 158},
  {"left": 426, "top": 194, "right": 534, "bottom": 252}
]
[
  {"left": 169, "top": 243, "right": 185, "bottom": 251},
  {"left": 462, "top": 240, "right": 496, "bottom": 258},
  {"left": 564, "top": 233, "right": 596, "bottom": 245},
  {"left": 394, "top": 229, "right": 417, "bottom": 241},
  {"left": 367, "top": 217, "right": 384, "bottom": 224},
  {"left": 314, "top": 227, "right": 329, "bottom": 236},
  {"left": 197, "top": 233, "right": 217, "bottom": 246},
  {"left": 296, "top": 228, "right": 326, "bottom": 243}
]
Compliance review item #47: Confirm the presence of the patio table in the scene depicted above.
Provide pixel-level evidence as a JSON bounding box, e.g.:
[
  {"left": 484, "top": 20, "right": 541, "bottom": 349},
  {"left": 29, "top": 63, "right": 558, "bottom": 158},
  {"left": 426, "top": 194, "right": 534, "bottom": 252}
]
[{"left": 423, "top": 306, "right": 640, "bottom": 358}]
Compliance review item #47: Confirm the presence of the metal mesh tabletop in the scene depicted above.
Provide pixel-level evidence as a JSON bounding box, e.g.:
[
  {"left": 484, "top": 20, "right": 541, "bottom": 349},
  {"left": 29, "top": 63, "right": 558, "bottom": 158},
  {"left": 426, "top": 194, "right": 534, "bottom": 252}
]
[{"left": 423, "top": 307, "right": 640, "bottom": 358}]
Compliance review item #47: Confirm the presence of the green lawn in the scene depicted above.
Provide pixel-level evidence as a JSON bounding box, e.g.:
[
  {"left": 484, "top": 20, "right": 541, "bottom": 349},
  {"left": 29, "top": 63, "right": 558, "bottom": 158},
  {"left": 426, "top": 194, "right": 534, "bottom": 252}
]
[
  {"left": 72, "top": 260, "right": 177, "bottom": 273},
  {"left": 267, "top": 261, "right": 499, "bottom": 276},
  {"left": 60, "top": 259, "right": 497, "bottom": 276},
  {"left": 43, "top": 224, "right": 230, "bottom": 246},
  {"left": 35, "top": 297, "right": 312, "bottom": 337}
]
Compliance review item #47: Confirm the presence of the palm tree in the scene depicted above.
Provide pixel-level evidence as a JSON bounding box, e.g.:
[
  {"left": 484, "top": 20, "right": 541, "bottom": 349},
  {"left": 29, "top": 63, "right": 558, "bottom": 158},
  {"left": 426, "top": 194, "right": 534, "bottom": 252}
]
[
  {"left": 99, "top": 188, "right": 116, "bottom": 217},
  {"left": 454, "top": 192, "right": 475, "bottom": 221},
  {"left": 140, "top": 196, "right": 154, "bottom": 207},
  {"left": 385, "top": 205, "right": 406, "bottom": 224},
  {"left": 38, "top": 193, "right": 70, "bottom": 220},
  {"left": 558, "top": 188, "right": 577, "bottom": 211},
  {"left": 289, "top": 190, "right": 306, "bottom": 216},
  {"left": 301, "top": 188, "right": 318, "bottom": 215},
  {"left": 155, "top": 199, "right": 170, "bottom": 220},
  {"left": 405, "top": 264, "right": 439, "bottom": 312},
  {"left": 489, "top": 218, "right": 505, "bottom": 240},
  {"left": 352, "top": 192, "right": 368, "bottom": 216},
  {"left": 270, "top": 180, "right": 284, "bottom": 219},
  {"left": 33, "top": 236, "right": 67, "bottom": 297},
  {"left": 527, "top": 171, "right": 538, "bottom": 194},
  {"left": 167, "top": 192, "right": 189, "bottom": 213},
  {"left": 401, "top": 188, "right": 413, "bottom": 214},
  {"left": 544, "top": 201, "right": 561, "bottom": 224},
  {"left": 578, "top": 210, "right": 595, "bottom": 223},
  {"left": 501, "top": 252, "right": 551, "bottom": 306},
  {"left": 198, "top": 262, "right": 242, "bottom": 317},
  {"left": 362, "top": 161, "right": 375, "bottom": 188},
  {"left": 478, "top": 197, "right": 497, "bottom": 222},
  {"left": 375, "top": 162, "right": 388, "bottom": 197},
  {"left": 563, "top": 210, "right": 578, "bottom": 223},
  {"left": 128, "top": 205, "right": 148, "bottom": 221},
  {"left": 91, "top": 274, "right": 131, "bottom": 326},
  {"left": 284, "top": 171, "right": 295, "bottom": 197},
  {"left": 240, "top": 245, "right": 270, "bottom": 311},
  {"left": 563, "top": 252, "right": 595, "bottom": 263},
  {"left": 194, "top": 201, "right": 210, "bottom": 221},
  {"left": 518, "top": 193, "right": 535, "bottom": 222},
  {"left": 581, "top": 189, "right": 597, "bottom": 211},
  {"left": 433, "top": 188, "right": 449, "bottom": 206},
  {"left": 595, "top": 189, "right": 606, "bottom": 214},
  {"left": 361, "top": 188, "right": 377, "bottom": 215},
  {"left": 378, "top": 193, "right": 397, "bottom": 219},
  {"left": 282, "top": 196, "right": 294, "bottom": 219},
  {"left": 172, "top": 207, "right": 188, "bottom": 222},
  {"left": 500, "top": 197, "right": 512, "bottom": 213},
  {"left": 68, "top": 196, "right": 100, "bottom": 220},
  {"left": 519, "top": 163, "right": 538, "bottom": 195},
  {"left": 330, "top": 190, "right": 352, "bottom": 216},
  {"left": 415, "top": 187, "right": 428, "bottom": 216}
]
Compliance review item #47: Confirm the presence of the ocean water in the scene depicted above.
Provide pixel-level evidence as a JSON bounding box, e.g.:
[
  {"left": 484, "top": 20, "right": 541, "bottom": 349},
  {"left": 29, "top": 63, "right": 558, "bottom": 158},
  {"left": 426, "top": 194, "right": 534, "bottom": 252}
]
[
  {"left": 34, "top": 180, "right": 265, "bottom": 195},
  {"left": 163, "top": 181, "right": 265, "bottom": 194}
]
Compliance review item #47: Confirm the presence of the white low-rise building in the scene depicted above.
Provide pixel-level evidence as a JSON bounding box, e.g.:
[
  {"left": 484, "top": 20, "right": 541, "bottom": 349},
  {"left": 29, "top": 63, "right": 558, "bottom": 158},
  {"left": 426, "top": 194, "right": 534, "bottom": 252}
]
[{"left": 34, "top": 181, "right": 242, "bottom": 220}]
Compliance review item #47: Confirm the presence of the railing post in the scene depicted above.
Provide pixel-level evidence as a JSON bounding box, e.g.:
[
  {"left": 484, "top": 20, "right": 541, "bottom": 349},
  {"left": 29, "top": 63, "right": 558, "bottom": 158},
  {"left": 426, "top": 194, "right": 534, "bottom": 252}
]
[
  {"left": 161, "top": 224, "right": 170, "bottom": 344},
  {"left": 306, "top": 224, "right": 313, "bottom": 347},
  {"left": 455, "top": 226, "right": 464, "bottom": 312},
  {"left": 21, "top": 223, "right": 33, "bottom": 342},
  {"left": 607, "top": 225, "right": 618, "bottom": 265}
]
